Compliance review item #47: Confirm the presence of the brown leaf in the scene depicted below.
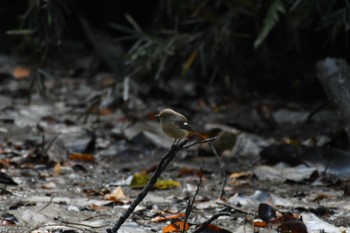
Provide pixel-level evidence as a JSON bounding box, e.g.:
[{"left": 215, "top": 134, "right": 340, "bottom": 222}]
[
  {"left": 195, "top": 224, "right": 232, "bottom": 233},
  {"left": 163, "top": 221, "right": 189, "bottom": 233},
  {"left": 104, "top": 186, "right": 130, "bottom": 204},
  {"left": 69, "top": 153, "right": 95, "bottom": 162},
  {"left": 252, "top": 220, "right": 269, "bottom": 228},
  {"left": 90, "top": 203, "right": 111, "bottom": 211},
  {"left": 152, "top": 212, "right": 186, "bottom": 222},
  {"left": 278, "top": 220, "right": 308, "bottom": 233},
  {"left": 177, "top": 167, "right": 204, "bottom": 178},
  {"left": 12, "top": 66, "right": 31, "bottom": 79},
  {"left": 53, "top": 162, "right": 61, "bottom": 176}
]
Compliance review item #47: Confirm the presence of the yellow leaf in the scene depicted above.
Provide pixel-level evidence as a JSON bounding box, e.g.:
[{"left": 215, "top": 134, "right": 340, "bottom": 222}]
[
  {"left": 181, "top": 51, "right": 197, "bottom": 76},
  {"left": 130, "top": 173, "right": 150, "bottom": 189},
  {"left": 154, "top": 179, "right": 180, "bottom": 190}
]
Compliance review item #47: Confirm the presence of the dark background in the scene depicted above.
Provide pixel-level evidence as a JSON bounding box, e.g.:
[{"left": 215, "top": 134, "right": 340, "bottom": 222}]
[{"left": 0, "top": 0, "right": 349, "bottom": 102}]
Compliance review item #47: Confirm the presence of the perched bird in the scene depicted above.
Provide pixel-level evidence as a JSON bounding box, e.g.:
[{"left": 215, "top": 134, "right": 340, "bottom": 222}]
[{"left": 156, "top": 108, "right": 205, "bottom": 144}]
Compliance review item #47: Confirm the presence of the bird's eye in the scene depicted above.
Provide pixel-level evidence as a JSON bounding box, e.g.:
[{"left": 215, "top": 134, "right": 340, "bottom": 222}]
[{"left": 163, "top": 115, "right": 167, "bottom": 119}]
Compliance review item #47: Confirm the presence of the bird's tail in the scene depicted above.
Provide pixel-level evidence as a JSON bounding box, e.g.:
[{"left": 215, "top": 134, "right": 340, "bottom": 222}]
[{"left": 189, "top": 130, "right": 207, "bottom": 140}]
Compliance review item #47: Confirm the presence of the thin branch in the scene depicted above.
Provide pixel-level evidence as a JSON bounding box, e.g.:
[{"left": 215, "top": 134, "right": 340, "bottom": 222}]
[
  {"left": 182, "top": 136, "right": 217, "bottom": 150},
  {"left": 60, "top": 220, "right": 103, "bottom": 229},
  {"left": 216, "top": 202, "right": 255, "bottom": 215},
  {"left": 37, "top": 195, "right": 54, "bottom": 213},
  {"left": 107, "top": 139, "right": 188, "bottom": 233},
  {"left": 192, "top": 212, "right": 232, "bottom": 233},
  {"left": 209, "top": 142, "right": 227, "bottom": 199},
  {"left": 30, "top": 223, "right": 97, "bottom": 233},
  {"left": 107, "top": 137, "right": 217, "bottom": 232},
  {"left": 183, "top": 170, "right": 203, "bottom": 233}
]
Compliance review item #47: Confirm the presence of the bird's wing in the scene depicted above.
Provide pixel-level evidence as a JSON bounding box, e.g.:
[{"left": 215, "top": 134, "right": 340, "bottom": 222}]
[{"left": 172, "top": 120, "right": 194, "bottom": 132}]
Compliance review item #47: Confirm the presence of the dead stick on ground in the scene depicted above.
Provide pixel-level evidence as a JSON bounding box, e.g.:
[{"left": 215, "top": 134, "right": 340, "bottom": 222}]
[
  {"left": 107, "top": 137, "right": 217, "bottom": 233},
  {"left": 192, "top": 212, "right": 232, "bottom": 233},
  {"left": 183, "top": 165, "right": 204, "bottom": 233},
  {"left": 216, "top": 202, "right": 255, "bottom": 215},
  {"left": 208, "top": 142, "right": 227, "bottom": 199}
]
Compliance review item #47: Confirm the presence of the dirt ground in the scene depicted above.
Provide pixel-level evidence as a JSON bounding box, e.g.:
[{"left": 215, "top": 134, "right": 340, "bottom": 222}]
[{"left": 0, "top": 72, "right": 350, "bottom": 233}]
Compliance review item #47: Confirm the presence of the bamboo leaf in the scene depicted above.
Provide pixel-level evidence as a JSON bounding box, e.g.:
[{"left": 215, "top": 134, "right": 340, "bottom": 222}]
[
  {"left": 254, "top": 0, "right": 286, "bottom": 49},
  {"left": 181, "top": 50, "right": 197, "bottom": 76}
]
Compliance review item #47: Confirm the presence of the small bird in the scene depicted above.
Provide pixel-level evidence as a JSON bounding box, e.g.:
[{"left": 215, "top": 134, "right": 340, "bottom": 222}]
[{"left": 156, "top": 108, "right": 206, "bottom": 145}]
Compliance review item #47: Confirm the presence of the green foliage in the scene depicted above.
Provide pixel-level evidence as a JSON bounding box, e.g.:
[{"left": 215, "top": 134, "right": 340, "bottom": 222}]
[
  {"left": 106, "top": 0, "right": 350, "bottom": 94},
  {"left": 10, "top": 0, "right": 350, "bottom": 96},
  {"left": 9, "top": 0, "right": 71, "bottom": 63},
  {"left": 254, "top": 0, "right": 286, "bottom": 49},
  {"left": 111, "top": 0, "right": 244, "bottom": 83},
  {"left": 255, "top": 0, "right": 350, "bottom": 48},
  {"left": 8, "top": 0, "right": 71, "bottom": 101}
]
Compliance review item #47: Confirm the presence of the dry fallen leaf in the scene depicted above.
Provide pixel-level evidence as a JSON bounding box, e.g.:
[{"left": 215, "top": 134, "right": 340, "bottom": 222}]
[
  {"left": 177, "top": 167, "right": 204, "bottom": 178},
  {"left": 53, "top": 162, "right": 61, "bottom": 176},
  {"left": 153, "top": 179, "right": 180, "bottom": 190},
  {"left": 163, "top": 221, "right": 189, "bottom": 233},
  {"left": 252, "top": 220, "right": 269, "bottom": 228},
  {"left": 0, "top": 159, "right": 12, "bottom": 168},
  {"left": 41, "top": 181, "right": 57, "bottom": 189},
  {"left": 104, "top": 186, "right": 130, "bottom": 204},
  {"left": 202, "top": 224, "right": 232, "bottom": 232},
  {"left": 90, "top": 203, "right": 111, "bottom": 211},
  {"left": 12, "top": 66, "right": 31, "bottom": 79},
  {"left": 152, "top": 212, "right": 186, "bottom": 222},
  {"left": 69, "top": 153, "right": 95, "bottom": 162}
]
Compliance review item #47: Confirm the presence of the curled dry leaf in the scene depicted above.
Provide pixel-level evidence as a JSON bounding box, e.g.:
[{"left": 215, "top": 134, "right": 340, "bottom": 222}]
[
  {"left": 53, "top": 162, "right": 61, "bottom": 176},
  {"left": 104, "top": 186, "right": 130, "bottom": 204}
]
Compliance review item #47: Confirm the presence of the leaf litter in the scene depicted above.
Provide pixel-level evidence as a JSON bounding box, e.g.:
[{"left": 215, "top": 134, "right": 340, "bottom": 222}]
[{"left": 0, "top": 66, "right": 349, "bottom": 232}]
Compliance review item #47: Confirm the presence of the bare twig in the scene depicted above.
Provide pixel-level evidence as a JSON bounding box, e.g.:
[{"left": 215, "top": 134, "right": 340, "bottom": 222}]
[
  {"left": 183, "top": 165, "right": 204, "bottom": 233},
  {"left": 208, "top": 142, "right": 227, "bottom": 199},
  {"left": 192, "top": 212, "right": 232, "bottom": 233},
  {"left": 60, "top": 220, "right": 103, "bottom": 229},
  {"left": 182, "top": 137, "right": 217, "bottom": 150},
  {"left": 30, "top": 223, "right": 98, "bottom": 233},
  {"left": 42, "top": 133, "right": 60, "bottom": 156},
  {"left": 37, "top": 195, "right": 54, "bottom": 213},
  {"left": 216, "top": 202, "right": 255, "bottom": 215},
  {"left": 107, "top": 137, "right": 216, "bottom": 233}
]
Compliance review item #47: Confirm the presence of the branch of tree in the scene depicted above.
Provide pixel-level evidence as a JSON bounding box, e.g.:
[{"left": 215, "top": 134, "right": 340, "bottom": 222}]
[{"left": 107, "top": 137, "right": 217, "bottom": 233}]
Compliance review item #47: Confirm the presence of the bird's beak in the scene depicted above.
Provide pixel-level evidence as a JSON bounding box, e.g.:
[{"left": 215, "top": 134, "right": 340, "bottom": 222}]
[{"left": 155, "top": 114, "right": 160, "bottom": 119}]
